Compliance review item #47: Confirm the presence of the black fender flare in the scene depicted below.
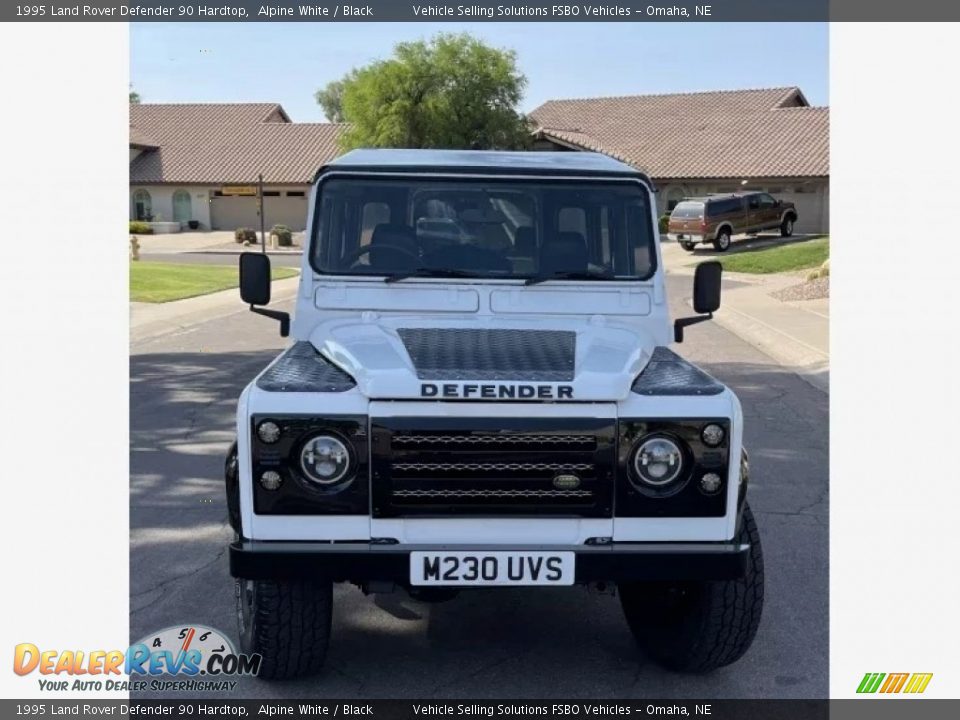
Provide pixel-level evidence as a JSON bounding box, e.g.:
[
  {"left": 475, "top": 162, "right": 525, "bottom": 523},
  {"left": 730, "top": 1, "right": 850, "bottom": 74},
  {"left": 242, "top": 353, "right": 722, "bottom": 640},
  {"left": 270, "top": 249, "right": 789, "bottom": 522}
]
[{"left": 225, "top": 440, "right": 242, "bottom": 537}]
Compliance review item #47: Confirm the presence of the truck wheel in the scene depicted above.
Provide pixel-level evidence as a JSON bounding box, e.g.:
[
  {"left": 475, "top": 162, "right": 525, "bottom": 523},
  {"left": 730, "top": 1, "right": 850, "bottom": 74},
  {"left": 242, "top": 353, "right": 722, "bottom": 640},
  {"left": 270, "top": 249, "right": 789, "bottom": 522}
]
[
  {"left": 712, "top": 229, "right": 731, "bottom": 252},
  {"left": 619, "top": 504, "right": 764, "bottom": 673},
  {"left": 679, "top": 241, "right": 696, "bottom": 252},
  {"left": 780, "top": 217, "right": 795, "bottom": 237},
  {"left": 236, "top": 578, "right": 333, "bottom": 680}
]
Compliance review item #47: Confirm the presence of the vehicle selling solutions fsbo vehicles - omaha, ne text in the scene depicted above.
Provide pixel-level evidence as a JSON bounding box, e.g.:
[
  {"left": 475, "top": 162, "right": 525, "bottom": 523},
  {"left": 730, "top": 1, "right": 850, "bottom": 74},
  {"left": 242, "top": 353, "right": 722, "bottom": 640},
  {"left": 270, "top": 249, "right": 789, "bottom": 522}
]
[{"left": 225, "top": 150, "right": 763, "bottom": 679}]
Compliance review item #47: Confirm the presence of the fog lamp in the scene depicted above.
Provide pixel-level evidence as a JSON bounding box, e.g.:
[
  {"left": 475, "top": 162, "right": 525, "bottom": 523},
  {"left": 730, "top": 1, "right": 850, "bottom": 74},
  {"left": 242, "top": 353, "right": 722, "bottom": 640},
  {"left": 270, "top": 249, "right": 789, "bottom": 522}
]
[
  {"left": 701, "top": 423, "right": 725, "bottom": 447},
  {"left": 259, "top": 470, "right": 282, "bottom": 491},
  {"left": 257, "top": 420, "right": 281, "bottom": 444},
  {"left": 699, "top": 472, "right": 723, "bottom": 494}
]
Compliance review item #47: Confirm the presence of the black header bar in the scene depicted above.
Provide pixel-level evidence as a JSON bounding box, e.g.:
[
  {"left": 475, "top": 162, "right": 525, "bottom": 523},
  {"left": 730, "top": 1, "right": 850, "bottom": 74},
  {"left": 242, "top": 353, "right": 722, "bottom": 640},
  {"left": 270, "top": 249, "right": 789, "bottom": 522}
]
[{"left": 5, "top": 1, "right": 960, "bottom": 23}]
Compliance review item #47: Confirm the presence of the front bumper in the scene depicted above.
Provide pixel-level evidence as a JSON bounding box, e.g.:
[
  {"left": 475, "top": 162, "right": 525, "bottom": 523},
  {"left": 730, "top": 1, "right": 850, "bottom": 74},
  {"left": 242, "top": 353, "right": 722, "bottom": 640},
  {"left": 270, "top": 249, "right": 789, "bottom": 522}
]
[{"left": 229, "top": 540, "right": 750, "bottom": 583}]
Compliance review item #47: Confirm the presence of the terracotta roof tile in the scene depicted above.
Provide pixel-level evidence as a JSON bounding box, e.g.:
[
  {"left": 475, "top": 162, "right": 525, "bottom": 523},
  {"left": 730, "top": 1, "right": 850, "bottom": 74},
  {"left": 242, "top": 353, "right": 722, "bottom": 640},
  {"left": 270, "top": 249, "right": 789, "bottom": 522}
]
[
  {"left": 129, "top": 103, "right": 344, "bottom": 184},
  {"left": 530, "top": 87, "right": 828, "bottom": 179}
]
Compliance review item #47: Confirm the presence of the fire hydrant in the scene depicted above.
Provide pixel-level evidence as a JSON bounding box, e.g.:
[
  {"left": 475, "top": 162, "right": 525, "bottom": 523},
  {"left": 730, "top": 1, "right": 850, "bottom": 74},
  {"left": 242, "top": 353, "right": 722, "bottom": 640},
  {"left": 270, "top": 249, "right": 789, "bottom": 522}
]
[{"left": 130, "top": 235, "right": 140, "bottom": 261}]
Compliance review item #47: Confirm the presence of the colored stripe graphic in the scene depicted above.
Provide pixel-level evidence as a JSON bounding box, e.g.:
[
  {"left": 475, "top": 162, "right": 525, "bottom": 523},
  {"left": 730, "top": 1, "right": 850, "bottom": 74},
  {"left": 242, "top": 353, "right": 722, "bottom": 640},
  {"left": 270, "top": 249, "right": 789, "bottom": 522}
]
[
  {"left": 903, "top": 673, "right": 933, "bottom": 694},
  {"left": 857, "top": 673, "right": 885, "bottom": 693},
  {"left": 857, "top": 672, "right": 933, "bottom": 694},
  {"left": 880, "top": 673, "right": 909, "bottom": 693}
]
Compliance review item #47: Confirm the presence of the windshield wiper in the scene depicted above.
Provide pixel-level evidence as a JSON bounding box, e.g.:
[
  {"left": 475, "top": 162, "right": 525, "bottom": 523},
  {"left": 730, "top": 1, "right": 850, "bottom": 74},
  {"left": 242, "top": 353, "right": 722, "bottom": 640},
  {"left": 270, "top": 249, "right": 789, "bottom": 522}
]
[
  {"left": 384, "top": 267, "right": 474, "bottom": 284},
  {"left": 524, "top": 269, "right": 614, "bottom": 286}
]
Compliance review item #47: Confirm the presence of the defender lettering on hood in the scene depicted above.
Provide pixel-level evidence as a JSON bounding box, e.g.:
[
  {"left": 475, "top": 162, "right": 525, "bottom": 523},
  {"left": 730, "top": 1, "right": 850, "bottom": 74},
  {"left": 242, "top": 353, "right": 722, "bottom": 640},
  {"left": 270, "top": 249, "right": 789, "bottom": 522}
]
[{"left": 421, "top": 382, "right": 574, "bottom": 400}]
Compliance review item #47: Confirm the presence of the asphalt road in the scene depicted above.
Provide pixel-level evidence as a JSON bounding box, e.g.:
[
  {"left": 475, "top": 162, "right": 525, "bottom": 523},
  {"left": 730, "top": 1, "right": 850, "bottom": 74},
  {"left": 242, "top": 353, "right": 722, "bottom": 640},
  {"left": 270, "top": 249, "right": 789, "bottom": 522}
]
[{"left": 130, "top": 274, "right": 828, "bottom": 699}]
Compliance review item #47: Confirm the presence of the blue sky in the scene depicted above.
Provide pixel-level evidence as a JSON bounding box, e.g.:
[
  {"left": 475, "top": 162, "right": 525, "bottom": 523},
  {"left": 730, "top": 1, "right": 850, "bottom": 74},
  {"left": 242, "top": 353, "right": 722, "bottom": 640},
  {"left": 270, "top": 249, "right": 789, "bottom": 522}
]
[{"left": 131, "top": 23, "right": 828, "bottom": 121}]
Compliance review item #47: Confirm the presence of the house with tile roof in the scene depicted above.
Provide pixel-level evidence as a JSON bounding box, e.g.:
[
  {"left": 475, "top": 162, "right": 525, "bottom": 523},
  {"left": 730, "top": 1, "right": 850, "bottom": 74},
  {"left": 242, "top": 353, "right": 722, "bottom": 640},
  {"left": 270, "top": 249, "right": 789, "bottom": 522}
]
[
  {"left": 529, "top": 87, "right": 829, "bottom": 233},
  {"left": 129, "top": 103, "right": 343, "bottom": 231},
  {"left": 130, "top": 87, "right": 828, "bottom": 233}
]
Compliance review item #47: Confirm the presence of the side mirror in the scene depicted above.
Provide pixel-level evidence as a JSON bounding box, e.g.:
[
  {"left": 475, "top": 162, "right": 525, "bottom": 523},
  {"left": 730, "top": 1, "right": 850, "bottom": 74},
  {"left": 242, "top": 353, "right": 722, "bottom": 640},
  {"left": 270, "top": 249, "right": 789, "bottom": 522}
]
[
  {"left": 239, "top": 252, "right": 271, "bottom": 306},
  {"left": 239, "top": 252, "right": 290, "bottom": 337},
  {"left": 674, "top": 261, "right": 722, "bottom": 343},
  {"left": 692, "top": 260, "right": 722, "bottom": 314}
]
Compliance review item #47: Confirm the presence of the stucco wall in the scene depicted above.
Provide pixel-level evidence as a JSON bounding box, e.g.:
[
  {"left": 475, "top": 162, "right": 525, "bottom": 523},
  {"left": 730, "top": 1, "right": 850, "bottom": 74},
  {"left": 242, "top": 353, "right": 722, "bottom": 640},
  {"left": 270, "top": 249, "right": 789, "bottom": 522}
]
[
  {"left": 129, "top": 185, "right": 312, "bottom": 231},
  {"left": 130, "top": 186, "right": 212, "bottom": 228}
]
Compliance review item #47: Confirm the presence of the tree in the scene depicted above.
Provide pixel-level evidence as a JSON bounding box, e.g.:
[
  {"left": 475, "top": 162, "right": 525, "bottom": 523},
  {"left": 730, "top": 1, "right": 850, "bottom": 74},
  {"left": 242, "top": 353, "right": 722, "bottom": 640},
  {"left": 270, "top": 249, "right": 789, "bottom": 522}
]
[
  {"left": 129, "top": 86, "right": 141, "bottom": 104},
  {"left": 315, "top": 79, "right": 347, "bottom": 122},
  {"left": 321, "top": 33, "right": 530, "bottom": 151}
]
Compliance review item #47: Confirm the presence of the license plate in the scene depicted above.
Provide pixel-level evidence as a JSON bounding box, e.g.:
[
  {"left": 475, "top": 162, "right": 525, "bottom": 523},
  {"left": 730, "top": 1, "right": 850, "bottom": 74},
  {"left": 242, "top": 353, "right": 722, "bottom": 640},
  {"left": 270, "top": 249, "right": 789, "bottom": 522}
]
[{"left": 410, "top": 551, "right": 575, "bottom": 586}]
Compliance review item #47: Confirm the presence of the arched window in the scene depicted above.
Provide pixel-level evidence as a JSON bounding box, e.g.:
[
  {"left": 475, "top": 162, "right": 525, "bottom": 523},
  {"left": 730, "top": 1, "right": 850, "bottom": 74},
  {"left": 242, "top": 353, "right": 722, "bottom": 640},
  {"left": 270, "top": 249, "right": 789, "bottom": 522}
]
[
  {"left": 665, "top": 186, "right": 687, "bottom": 212},
  {"left": 172, "top": 189, "right": 192, "bottom": 224},
  {"left": 132, "top": 189, "right": 152, "bottom": 221}
]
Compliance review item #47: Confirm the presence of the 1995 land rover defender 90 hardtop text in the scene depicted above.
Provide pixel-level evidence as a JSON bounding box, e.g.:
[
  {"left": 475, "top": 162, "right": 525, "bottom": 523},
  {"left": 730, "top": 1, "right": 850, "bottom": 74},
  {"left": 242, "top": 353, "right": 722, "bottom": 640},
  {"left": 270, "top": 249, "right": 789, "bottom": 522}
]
[{"left": 226, "top": 150, "right": 763, "bottom": 679}]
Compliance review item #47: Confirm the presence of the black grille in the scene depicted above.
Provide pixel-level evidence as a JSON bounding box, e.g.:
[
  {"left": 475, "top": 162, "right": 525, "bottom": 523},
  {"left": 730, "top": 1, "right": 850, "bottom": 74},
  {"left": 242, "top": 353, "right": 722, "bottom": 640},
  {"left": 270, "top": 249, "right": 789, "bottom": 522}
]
[{"left": 371, "top": 418, "right": 615, "bottom": 517}]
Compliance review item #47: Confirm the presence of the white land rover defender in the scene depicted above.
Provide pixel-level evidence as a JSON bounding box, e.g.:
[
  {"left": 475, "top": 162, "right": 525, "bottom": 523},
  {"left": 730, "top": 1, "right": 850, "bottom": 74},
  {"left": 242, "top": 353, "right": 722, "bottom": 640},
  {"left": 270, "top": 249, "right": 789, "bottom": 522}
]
[{"left": 225, "top": 150, "right": 763, "bottom": 680}]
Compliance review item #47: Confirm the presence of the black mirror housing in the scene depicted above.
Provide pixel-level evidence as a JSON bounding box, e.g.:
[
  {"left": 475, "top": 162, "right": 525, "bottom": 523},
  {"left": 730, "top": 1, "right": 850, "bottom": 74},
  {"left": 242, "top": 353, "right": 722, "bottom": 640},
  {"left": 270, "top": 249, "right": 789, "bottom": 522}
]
[
  {"left": 674, "top": 261, "right": 723, "bottom": 343},
  {"left": 239, "top": 252, "right": 290, "bottom": 337},
  {"left": 239, "top": 252, "right": 272, "bottom": 306},
  {"left": 692, "top": 261, "right": 722, "bottom": 314}
]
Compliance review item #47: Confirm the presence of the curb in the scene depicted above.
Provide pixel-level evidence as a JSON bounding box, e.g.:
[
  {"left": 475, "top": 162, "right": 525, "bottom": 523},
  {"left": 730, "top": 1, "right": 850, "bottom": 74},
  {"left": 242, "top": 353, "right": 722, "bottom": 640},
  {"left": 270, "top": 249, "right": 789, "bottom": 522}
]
[
  {"left": 712, "top": 303, "right": 829, "bottom": 394},
  {"left": 130, "top": 276, "right": 300, "bottom": 344}
]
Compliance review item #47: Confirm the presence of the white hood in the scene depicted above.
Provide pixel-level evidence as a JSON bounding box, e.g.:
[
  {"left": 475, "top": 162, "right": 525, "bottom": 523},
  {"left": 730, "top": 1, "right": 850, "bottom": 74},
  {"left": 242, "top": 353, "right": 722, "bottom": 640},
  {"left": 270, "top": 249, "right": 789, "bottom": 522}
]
[{"left": 309, "top": 316, "right": 657, "bottom": 402}]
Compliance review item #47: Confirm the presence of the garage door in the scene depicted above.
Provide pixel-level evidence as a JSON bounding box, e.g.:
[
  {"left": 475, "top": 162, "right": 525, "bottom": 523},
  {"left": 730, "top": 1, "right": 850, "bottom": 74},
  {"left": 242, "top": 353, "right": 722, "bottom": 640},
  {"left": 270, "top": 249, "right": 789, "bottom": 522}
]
[
  {"left": 775, "top": 188, "right": 828, "bottom": 235},
  {"left": 264, "top": 195, "right": 308, "bottom": 231},
  {"left": 210, "top": 195, "right": 259, "bottom": 231},
  {"left": 210, "top": 194, "right": 309, "bottom": 231}
]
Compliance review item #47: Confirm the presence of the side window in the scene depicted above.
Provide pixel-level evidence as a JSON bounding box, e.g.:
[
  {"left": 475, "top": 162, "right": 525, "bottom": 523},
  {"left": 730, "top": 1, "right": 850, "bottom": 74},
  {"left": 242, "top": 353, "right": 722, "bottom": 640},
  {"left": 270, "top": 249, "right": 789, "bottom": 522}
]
[
  {"left": 747, "top": 195, "right": 761, "bottom": 210},
  {"left": 758, "top": 193, "right": 777, "bottom": 209},
  {"left": 360, "top": 202, "right": 390, "bottom": 246}
]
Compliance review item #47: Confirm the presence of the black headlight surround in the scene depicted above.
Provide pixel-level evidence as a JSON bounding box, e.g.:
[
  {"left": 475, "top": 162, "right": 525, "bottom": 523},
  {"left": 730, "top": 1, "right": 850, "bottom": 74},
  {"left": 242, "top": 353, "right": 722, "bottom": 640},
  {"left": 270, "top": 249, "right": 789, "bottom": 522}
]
[
  {"left": 251, "top": 414, "right": 368, "bottom": 515},
  {"left": 617, "top": 418, "right": 730, "bottom": 517}
]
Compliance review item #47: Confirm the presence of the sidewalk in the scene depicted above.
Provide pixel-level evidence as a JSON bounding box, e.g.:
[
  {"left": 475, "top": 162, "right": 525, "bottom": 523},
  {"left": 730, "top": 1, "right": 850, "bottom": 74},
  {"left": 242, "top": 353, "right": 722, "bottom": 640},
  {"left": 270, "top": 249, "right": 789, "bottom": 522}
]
[
  {"left": 130, "top": 276, "right": 301, "bottom": 344},
  {"left": 133, "top": 230, "right": 304, "bottom": 255},
  {"left": 662, "top": 242, "right": 829, "bottom": 392},
  {"left": 713, "top": 273, "right": 829, "bottom": 393}
]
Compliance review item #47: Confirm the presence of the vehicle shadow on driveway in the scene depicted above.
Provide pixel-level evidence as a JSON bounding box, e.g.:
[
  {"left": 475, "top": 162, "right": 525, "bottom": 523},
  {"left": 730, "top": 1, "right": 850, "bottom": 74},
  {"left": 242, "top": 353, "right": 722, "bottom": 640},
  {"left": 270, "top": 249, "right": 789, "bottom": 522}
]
[{"left": 129, "top": 349, "right": 827, "bottom": 700}]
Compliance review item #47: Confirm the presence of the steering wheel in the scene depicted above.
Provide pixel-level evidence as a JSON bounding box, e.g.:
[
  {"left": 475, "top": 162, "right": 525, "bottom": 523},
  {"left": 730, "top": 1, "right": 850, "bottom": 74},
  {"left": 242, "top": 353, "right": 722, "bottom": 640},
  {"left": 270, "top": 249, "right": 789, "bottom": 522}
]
[{"left": 341, "top": 243, "right": 421, "bottom": 270}]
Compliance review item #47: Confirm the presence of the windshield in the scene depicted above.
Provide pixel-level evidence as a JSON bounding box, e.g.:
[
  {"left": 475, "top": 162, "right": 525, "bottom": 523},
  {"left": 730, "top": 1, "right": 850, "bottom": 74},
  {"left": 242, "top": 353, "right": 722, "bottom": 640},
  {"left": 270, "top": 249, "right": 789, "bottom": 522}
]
[
  {"left": 311, "top": 177, "right": 656, "bottom": 281},
  {"left": 671, "top": 201, "right": 704, "bottom": 219}
]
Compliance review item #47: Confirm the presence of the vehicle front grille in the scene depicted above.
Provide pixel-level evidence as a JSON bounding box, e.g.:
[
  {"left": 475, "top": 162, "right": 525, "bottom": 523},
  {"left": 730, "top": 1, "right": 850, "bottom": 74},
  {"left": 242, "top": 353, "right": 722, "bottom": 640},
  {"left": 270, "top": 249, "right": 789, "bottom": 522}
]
[{"left": 371, "top": 418, "right": 616, "bottom": 517}]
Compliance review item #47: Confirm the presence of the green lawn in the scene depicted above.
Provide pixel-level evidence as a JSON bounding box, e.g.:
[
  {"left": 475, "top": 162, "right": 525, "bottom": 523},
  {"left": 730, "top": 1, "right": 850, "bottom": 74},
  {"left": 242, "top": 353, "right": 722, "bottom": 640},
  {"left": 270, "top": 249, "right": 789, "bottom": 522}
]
[
  {"left": 130, "top": 262, "right": 299, "bottom": 303},
  {"left": 718, "top": 237, "right": 829, "bottom": 274}
]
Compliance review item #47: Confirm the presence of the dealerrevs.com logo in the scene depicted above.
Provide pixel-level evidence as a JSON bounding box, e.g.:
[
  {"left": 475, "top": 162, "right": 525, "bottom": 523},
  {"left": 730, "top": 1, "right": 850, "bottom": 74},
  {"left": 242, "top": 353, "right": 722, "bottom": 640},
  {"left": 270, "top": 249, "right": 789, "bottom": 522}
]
[
  {"left": 13, "top": 625, "right": 261, "bottom": 692},
  {"left": 857, "top": 672, "right": 934, "bottom": 694}
]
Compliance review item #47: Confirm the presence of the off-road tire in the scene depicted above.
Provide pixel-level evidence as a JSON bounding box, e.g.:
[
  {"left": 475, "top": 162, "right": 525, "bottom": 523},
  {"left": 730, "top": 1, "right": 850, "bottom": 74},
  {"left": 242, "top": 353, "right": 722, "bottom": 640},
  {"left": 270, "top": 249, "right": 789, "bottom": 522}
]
[
  {"left": 713, "top": 229, "right": 732, "bottom": 252},
  {"left": 619, "top": 504, "right": 764, "bottom": 673},
  {"left": 236, "top": 578, "right": 333, "bottom": 680},
  {"left": 680, "top": 241, "right": 697, "bottom": 252},
  {"left": 780, "top": 216, "right": 795, "bottom": 237}
]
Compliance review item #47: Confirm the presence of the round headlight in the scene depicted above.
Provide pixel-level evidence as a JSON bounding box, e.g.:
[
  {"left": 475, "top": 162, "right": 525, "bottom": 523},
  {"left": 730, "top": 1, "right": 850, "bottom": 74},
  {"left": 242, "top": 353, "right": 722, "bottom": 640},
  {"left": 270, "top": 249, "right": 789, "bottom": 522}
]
[
  {"left": 701, "top": 423, "right": 725, "bottom": 447},
  {"left": 257, "top": 420, "right": 281, "bottom": 444},
  {"left": 633, "top": 436, "right": 684, "bottom": 486},
  {"left": 300, "top": 435, "right": 351, "bottom": 485}
]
